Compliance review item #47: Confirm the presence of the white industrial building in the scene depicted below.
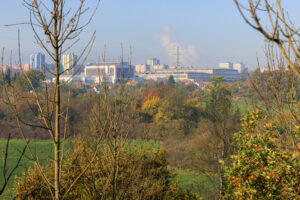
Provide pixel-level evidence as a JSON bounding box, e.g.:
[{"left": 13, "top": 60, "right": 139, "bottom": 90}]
[
  {"left": 137, "top": 67, "right": 241, "bottom": 83},
  {"left": 85, "top": 62, "right": 135, "bottom": 84},
  {"left": 212, "top": 68, "right": 240, "bottom": 82},
  {"left": 55, "top": 60, "right": 246, "bottom": 84},
  {"left": 55, "top": 61, "right": 135, "bottom": 84},
  {"left": 233, "top": 63, "right": 246, "bottom": 73},
  {"left": 219, "top": 62, "right": 233, "bottom": 69},
  {"left": 151, "top": 64, "right": 169, "bottom": 71},
  {"left": 135, "top": 64, "right": 151, "bottom": 73}
]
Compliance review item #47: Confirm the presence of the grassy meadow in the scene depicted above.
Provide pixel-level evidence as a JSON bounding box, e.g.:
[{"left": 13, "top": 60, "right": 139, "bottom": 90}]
[
  {"left": 175, "top": 170, "right": 217, "bottom": 198},
  {"left": 0, "top": 139, "right": 211, "bottom": 198},
  {"left": 0, "top": 140, "right": 55, "bottom": 198}
]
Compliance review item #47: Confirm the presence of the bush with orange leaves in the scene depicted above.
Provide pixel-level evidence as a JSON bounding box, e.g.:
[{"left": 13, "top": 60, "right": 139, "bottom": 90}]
[{"left": 222, "top": 111, "right": 300, "bottom": 199}]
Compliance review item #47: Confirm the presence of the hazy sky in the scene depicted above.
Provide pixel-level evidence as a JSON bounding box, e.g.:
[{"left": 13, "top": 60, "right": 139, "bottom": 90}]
[{"left": 1, "top": 1, "right": 300, "bottom": 69}]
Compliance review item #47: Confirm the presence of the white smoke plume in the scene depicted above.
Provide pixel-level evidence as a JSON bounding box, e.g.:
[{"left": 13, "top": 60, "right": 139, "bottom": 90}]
[{"left": 157, "top": 25, "right": 198, "bottom": 66}]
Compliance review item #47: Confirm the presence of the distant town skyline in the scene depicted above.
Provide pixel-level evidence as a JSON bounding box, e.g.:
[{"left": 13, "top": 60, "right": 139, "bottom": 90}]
[{"left": 1, "top": 1, "right": 300, "bottom": 69}]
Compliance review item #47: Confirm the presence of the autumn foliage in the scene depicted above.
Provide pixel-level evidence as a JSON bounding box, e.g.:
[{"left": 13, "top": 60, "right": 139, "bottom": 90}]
[
  {"left": 141, "top": 85, "right": 200, "bottom": 125},
  {"left": 222, "top": 111, "right": 300, "bottom": 199},
  {"left": 14, "top": 138, "right": 201, "bottom": 200}
]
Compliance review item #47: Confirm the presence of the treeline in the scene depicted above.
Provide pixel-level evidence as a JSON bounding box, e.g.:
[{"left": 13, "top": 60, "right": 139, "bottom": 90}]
[{"left": 1, "top": 68, "right": 299, "bottom": 199}]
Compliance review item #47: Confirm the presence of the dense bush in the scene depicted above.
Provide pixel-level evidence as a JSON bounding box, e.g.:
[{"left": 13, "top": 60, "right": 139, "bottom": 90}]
[
  {"left": 222, "top": 111, "right": 300, "bottom": 199},
  {"left": 14, "top": 138, "right": 201, "bottom": 200},
  {"left": 14, "top": 70, "right": 45, "bottom": 91}
]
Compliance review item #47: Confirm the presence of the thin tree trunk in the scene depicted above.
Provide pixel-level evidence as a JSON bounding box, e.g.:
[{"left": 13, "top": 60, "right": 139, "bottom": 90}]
[
  {"left": 219, "top": 149, "right": 224, "bottom": 199},
  {"left": 112, "top": 136, "right": 118, "bottom": 200},
  {"left": 21, "top": 1, "right": 100, "bottom": 198},
  {"left": 54, "top": 44, "right": 61, "bottom": 200},
  {"left": 219, "top": 119, "right": 226, "bottom": 199}
]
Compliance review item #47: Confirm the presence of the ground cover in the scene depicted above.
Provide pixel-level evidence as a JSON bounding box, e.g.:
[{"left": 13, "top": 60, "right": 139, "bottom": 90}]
[
  {"left": 0, "top": 140, "right": 54, "bottom": 198},
  {"left": 0, "top": 140, "right": 179, "bottom": 199},
  {"left": 175, "top": 169, "right": 216, "bottom": 199}
]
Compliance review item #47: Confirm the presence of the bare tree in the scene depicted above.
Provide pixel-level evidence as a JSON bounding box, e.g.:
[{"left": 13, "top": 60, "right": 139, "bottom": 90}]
[
  {"left": 247, "top": 43, "right": 299, "bottom": 150},
  {"left": 233, "top": 0, "right": 300, "bottom": 150},
  {"left": 2, "top": 1, "right": 100, "bottom": 199},
  {"left": 200, "top": 76, "right": 241, "bottom": 198},
  {"left": 87, "top": 46, "right": 136, "bottom": 200},
  {"left": 233, "top": 0, "right": 300, "bottom": 78}
]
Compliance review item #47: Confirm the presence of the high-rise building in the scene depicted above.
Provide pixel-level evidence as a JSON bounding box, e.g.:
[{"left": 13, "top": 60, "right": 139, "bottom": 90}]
[
  {"left": 233, "top": 63, "right": 245, "bottom": 73},
  {"left": 30, "top": 53, "right": 45, "bottom": 70},
  {"left": 147, "top": 58, "right": 160, "bottom": 66},
  {"left": 219, "top": 62, "right": 233, "bottom": 69},
  {"left": 62, "top": 53, "right": 78, "bottom": 74}
]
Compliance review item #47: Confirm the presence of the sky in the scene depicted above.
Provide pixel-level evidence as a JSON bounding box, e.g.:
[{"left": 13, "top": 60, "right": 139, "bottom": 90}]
[{"left": 1, "top": 0, "right": 300, "bottom": 69}]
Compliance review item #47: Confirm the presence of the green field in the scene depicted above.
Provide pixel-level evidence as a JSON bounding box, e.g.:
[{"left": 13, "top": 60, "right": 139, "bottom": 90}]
[
  {"left": 201, "top": 101, "right": 250, "bottom": 114},
  {"left": 0, "top": 140, "right": 166, "bottom": 198},
  {"left": 175, "top": 169, "right": 216, "bottom": 198},
  {"left": 0, "top": 140, "right": 212, "bottom": 199},
  {"left": 232, "top": 101, "right": 248, "bottom": 113},
  {"left": 0, "top": 140, "right": 55, "bottom": 198}
]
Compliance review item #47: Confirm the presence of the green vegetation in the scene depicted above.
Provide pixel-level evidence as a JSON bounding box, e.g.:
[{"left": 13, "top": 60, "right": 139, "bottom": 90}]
[
  {"left": 10, "top": 139, "right": 199, "bottom": 200},
  {"left": 125, "top": 140, "right": 162, "bottom": 150},
  {"left": 0, "top": 140, "right": 54, "bottom": 198},
  {"left": 232, "top": 101, "right": 248, "bottom": 114},
  {"left": 175, "top": 170, "right": 216, "bottom": 198},
  {"left": 0, "top": 140, "right": 200, "bottom": 199},
  {"left": 0, "top": 0, "right": 299, "bottom": 199},
  {"left": 14, "top": 70, "right": 45, "bottom": 91},
  {"left": 1, "top": 71, "right": 298, "bottom": 199}
]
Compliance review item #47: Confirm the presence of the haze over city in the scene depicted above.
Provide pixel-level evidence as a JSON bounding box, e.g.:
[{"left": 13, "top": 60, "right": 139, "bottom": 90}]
[
  {"left": 0, "top": 1, "right": 300, "bottom": 200},
  {"left": 1, "top": 1, "right": 300, "bottom": 68}
]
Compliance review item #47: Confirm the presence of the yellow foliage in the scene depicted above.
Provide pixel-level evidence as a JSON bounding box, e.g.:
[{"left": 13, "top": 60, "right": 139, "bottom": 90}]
[
  {"left": 184, "top": 98, "right": 201, "bottom": 108},
  {"left": 154, "top": 100, "right": 174, "bottom": 123},
  {"left": 154, "top": 109, "right": 171, "bottom": 123},
  {"left": 141, "top": 96, "right": 160, "bottom": 116}
]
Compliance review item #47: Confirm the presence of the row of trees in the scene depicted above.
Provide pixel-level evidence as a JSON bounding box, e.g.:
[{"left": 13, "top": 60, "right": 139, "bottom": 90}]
[
  {"left": 0, "top": 70, "right": 45, "bottom": 90},
  {"left": 2, "top": 66, "right": 298, "bottom": 199}
]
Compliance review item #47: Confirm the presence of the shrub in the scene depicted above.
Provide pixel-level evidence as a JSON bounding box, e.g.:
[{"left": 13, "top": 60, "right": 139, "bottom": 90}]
[
  {"left": 222, "top": 111, "right": 300, "bottom": 199},
  {"left": 14, "top": 139, "right": 201, "bottom": 200}
]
